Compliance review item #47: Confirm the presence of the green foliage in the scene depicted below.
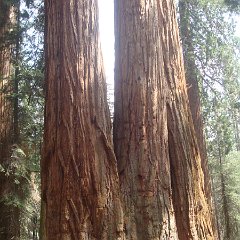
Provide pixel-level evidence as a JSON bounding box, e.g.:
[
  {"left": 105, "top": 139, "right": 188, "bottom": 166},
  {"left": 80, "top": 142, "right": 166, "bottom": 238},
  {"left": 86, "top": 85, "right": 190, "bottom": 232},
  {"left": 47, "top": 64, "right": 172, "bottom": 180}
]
[
  {"left": 16, "top": 1, "right": 44, "bottom": 239},
  {"left": 0, "top": 145, "right": 29, "bottom": 209},
  {"left": 210, "top": 151, "right": 240, "bottom": 239},
  {"left": 0, "top": 0, "right": 44, "bottom": 238},
  {"left": 178, "top": 0, "right": 240, "bottom": 238},
  {"left": 224, "top": 0, "right": 240, "bottom": 11}
]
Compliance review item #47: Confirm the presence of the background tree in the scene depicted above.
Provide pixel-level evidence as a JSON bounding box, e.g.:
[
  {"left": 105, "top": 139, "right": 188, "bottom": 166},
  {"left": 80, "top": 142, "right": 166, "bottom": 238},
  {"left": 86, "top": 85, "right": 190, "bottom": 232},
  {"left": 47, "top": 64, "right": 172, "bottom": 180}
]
[
  {"left": 1, "top": 0, "right": 44, "bottom": 238},
  {"left": 176, "top": 0, "right": 240, "bottom": 238},
  {"left": 41, "top": 0, "right": 124, "bottom": 239},
  {"left": 178, "top": 0, "right": 218, "bottom": 236},
  {"left": 0, "top": 0, "right": 22, "bottom": 238}
]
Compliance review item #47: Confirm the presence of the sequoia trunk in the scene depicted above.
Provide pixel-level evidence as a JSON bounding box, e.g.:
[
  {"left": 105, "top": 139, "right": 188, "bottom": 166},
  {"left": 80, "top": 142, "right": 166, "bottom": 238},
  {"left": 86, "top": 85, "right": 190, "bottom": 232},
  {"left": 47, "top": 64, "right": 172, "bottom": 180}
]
[
  {"left": 41, "top": 0, "right": 124, "bottom": 239},
  {"left": 178, "top": 0, "right": 212, "bottom": 209},
  {"left": 114, "top": 0, "right": 216, "bottom": 239},
  {"left": 178, "top": 0, "right": 217, "bottom": 236}
]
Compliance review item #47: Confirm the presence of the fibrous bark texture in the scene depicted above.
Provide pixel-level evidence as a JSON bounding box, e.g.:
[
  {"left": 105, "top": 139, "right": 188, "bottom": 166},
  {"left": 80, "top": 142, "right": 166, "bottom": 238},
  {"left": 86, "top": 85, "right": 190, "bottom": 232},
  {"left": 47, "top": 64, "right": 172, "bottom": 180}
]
[
  {"left": 114, "top": 0, "right": 178, "bottom": 239},
  {"left": 114, "top": 0, "right": 216, "bottom": 239},
  {"left": 0, "top": 1, "right": 20, "bottom": 239},
  {"left": 41, "top": 0, "right": 124, "bottom": 239},
  {"left": 178, "top": 1, "right": 217, "bottom": 237},
  {"left": 178, "top": 0, "right": 212, "bottom": 209}
]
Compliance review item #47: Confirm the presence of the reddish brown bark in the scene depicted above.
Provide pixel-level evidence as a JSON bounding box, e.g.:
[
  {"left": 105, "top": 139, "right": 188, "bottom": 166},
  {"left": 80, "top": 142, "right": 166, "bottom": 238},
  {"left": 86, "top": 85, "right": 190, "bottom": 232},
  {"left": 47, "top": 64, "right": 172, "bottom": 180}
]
[
  {"left": 114, "top": 0, "right": 178, "bottom": 239},
  {"left": 178, "top": 0, "right": 212, "bottom": 205},
  {"left": 41, "top": 0, "right": 124, "bottom": 239},
  {"left": 114, "top": 0, "right": 216, "bottom": 239},
  {"left": 178, "top": 1, "right": 217, "bottom": 237},
  {"left": 0, "top": 2, "right": 13, "bottom": 152}
]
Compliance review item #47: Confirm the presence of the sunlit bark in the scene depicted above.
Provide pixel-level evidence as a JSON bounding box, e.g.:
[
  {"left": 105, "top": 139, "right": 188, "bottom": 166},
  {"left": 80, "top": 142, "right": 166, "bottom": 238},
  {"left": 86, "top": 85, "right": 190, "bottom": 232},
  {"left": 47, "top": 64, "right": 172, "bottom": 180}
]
[
  {"left": 114, "top": 0, "right": 216, "bottom": 239},
  {"left": 178, "top": 1, "right": 217, "bottom": 237},
  {"left": 41, "top": 0, "right": 124, "bottom": 239}
]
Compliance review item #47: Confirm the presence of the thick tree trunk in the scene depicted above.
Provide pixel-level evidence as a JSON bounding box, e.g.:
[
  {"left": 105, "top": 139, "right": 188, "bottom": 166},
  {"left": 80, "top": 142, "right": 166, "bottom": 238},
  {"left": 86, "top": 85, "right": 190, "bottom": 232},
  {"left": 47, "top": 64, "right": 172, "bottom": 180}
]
[
  {"left": 179, "top": 0, "right": 211, "bottom": 207},
  {"left": 0, "top": 1, "right": 20, "bottom": 239},
  {"left": 114, "top": 0, "right": 216, "bottom": 239},
  {"left": 178, "top": 0, "right": 208, "bottom": 178},
  {"left": 41, "top": 1, "right": 124, "bottom": 239},
  {"left": 114, "top": 0, "right": 178, "bottom": 239}
]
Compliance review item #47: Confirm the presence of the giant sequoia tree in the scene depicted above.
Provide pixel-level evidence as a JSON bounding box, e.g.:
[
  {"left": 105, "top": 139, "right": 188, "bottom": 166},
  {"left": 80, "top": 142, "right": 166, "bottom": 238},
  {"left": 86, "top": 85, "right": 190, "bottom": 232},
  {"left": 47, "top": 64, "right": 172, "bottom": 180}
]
[
  {"left": 41, "top": 0, "right": 124, "bottom": 239},
  {"left": 114, "top": 0, "right": 216, "bottom": 239}
]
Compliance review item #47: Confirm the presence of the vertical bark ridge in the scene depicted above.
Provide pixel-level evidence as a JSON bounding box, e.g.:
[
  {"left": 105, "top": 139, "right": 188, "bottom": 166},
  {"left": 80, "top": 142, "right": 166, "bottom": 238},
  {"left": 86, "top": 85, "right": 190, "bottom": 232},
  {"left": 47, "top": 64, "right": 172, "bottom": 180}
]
[
  {"left": 163, "top": 1, "right": 216, "bottom": 239},
  {"left": 178, "top": 1, "right": 217, "bottom": 237},
  {"left": 42, "top": 0, "right": 124, "bottom": 239},
  {"left": 178, "top": 0, "right": 210, "bottom": 208},
  {"left": 114, "top": 0, "right": 178, "bottom": 239},
  {"left": 0, "top": 2, "right": 14, "bottom": 162}
]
